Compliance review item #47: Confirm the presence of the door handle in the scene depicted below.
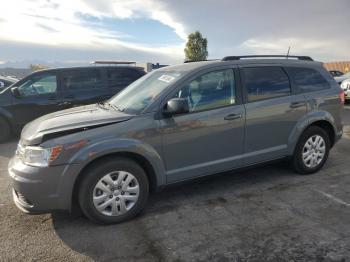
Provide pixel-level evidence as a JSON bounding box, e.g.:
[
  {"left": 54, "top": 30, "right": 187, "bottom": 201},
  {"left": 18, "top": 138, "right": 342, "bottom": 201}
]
[
  {"left": 224, "top": 114, "right": 242, "bottom": 120},
  {"left": 290, "top": 102, "right": 305, "bottom": 108},
  {"left": 64, "top": 94, "right": 74, "bottom": 100}
]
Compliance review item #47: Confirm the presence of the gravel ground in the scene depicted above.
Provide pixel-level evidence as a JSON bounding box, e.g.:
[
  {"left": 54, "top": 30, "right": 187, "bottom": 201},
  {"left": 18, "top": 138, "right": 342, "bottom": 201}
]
[{"left": 0, "top": 104, "right": 349, "bottom": 262}]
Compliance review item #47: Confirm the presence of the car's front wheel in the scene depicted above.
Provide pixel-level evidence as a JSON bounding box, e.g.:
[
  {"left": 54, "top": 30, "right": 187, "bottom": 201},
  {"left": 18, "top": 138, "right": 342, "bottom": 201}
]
[
  {"left": 292, "top": 126, "right": 330, "bottom": 174},
  {"left": 78, "top": 157, "right": 149, "bottom": 224}
]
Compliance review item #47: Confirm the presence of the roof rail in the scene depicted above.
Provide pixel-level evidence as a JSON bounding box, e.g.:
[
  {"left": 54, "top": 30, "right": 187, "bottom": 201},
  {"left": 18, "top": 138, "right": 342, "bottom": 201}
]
[
  {"left": 90, "top": 61, "right": 136, "bottom": 66},
  {"left": 184, "top": 59, "right": 219, "bottom": 63},
  {"left": 222, "top": 55, "right": 313, "bottom": 61}
]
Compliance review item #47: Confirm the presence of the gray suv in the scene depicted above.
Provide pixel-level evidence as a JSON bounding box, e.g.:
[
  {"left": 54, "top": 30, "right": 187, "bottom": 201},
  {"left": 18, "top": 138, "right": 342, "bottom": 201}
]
[{"left": 9, "top": 55, "right": 344, "bottom": 224}]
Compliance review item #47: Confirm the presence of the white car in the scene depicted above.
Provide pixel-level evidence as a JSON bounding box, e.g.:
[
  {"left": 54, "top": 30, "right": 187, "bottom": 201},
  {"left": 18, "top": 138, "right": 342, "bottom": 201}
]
[
  {"left": 0, "top": 76, "right": 17, "bottom": 90},
  {"left": 334, "top": 71, "right": 350, "bottom": 84},
  {"left": 340, "top": 78, "right": 350, "bottom": 101}
]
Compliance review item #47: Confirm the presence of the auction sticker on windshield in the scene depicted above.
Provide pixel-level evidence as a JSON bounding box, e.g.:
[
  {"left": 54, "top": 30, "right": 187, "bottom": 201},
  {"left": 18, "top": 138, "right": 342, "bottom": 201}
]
[{"left": 158, "top": 75, "right": 176, "bottom": 83}]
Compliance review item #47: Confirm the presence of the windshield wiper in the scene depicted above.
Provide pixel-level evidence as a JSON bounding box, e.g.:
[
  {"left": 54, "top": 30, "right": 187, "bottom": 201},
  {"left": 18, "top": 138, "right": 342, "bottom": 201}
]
[
  {"left": 107, "top": 102, "right": 124, "bottom": 112},
  {"left": 97, "top": 101, "right": 111, "bottom": 110}
]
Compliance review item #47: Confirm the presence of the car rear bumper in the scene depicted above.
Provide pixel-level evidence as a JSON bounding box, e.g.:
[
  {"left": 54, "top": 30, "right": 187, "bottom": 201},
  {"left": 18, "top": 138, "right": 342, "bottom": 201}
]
[{"left": 8, "top": 156, "right": 71, "bottom": 214}]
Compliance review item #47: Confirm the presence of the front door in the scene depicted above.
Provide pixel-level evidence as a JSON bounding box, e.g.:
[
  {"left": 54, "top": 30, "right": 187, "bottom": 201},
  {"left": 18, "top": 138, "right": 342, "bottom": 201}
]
[
  {"left": 11, "top": 72, "right": 62, "bottom": 128},
  {"left": 160, "top": 67, "right": 245, "bottom": 183}
]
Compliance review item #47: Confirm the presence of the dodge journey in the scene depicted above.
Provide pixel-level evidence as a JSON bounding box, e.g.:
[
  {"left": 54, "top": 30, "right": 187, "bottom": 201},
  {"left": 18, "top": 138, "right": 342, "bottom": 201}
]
[{"left": 9, "top": 55, "right": 344, "bottom": 224}]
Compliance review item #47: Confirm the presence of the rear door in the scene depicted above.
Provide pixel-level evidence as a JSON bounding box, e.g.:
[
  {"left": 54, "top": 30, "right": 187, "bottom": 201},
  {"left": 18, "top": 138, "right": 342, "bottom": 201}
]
[
  {"left": 60, "top": 68, "right": 110, "bottom": 109},
  {"left": 240, "top": 65, "right": 307, "bottom": 164}
]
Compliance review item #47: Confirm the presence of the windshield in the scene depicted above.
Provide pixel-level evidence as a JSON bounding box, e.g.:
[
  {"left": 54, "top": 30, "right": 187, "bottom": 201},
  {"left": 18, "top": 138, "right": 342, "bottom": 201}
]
[{"left": 108, "top": 70, "right": 185, "bottom": 114}]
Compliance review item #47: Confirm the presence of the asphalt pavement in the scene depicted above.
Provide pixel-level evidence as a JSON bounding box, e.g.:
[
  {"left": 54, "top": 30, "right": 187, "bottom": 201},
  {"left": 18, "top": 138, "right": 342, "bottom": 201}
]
[{"left": 0, "top": 104, "right": 349, "bottom": 261}]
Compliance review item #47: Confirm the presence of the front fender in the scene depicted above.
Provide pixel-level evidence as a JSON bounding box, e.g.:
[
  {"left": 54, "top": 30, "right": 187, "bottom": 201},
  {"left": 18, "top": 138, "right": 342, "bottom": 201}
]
[
  {"left": 56, "top": 138, "right": 166, "bottom": 210},
  {"left": 287, "top": 110, "right": 338, "bottom": 155}
]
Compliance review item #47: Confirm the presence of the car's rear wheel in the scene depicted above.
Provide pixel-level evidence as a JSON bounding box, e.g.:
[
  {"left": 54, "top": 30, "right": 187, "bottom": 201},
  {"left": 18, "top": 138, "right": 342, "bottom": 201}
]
[
  {"left": 292, "top": 126, "right": 330, "bottom": 174},
  {"left": 0, "top": 116, "right": 11, "bottom": 143},
  {"left": 78, "top": 157, "right": 149, "bottom": 224}
]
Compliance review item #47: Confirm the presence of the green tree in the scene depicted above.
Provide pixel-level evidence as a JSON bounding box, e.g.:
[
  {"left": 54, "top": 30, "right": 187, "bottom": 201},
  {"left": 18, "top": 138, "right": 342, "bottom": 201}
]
[{"left": 184, "top": 31, "right": 208, "bottom": 62}]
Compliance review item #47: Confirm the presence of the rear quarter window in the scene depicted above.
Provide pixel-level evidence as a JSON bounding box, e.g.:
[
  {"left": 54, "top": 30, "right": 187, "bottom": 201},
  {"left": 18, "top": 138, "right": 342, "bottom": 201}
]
[{"left": 287, "top": 67, "right": 330, "bottom": 92}]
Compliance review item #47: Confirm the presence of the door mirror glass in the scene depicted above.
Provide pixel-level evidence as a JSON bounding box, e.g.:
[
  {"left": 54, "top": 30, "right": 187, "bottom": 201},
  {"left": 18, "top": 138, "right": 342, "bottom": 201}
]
[
  {"left": 164, "top": 98, "right": 189, "bottom": 116},
  {"left": 11, "top": 86, "right": 21, "bottom": 98}
]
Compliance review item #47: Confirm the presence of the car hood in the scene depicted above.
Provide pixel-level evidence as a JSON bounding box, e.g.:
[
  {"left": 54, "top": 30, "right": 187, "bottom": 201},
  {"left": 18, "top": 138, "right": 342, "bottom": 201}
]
[{"left": 21, "top": 104, "right": 134, "bottom": 145}]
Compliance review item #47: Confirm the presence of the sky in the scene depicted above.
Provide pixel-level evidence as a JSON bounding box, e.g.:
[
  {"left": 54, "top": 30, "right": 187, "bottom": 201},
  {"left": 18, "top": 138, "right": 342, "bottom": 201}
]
[{"left": 0, "top": 0, "right": 349, "bottom": 68}]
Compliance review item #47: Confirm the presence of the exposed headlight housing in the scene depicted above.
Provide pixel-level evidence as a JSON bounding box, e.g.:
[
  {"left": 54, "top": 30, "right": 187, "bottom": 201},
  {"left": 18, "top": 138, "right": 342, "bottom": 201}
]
[{"left": 17, "top": 145, "right": 62, "bottom": 167}]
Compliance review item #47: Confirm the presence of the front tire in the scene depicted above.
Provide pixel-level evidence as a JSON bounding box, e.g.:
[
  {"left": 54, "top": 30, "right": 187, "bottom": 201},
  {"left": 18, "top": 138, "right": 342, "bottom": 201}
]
[
  {"left": 292, "top": 126, "right": 330, "bottom": 174},
  {"left": 78, "top": 157, "right": 149, "bottom": 224}
]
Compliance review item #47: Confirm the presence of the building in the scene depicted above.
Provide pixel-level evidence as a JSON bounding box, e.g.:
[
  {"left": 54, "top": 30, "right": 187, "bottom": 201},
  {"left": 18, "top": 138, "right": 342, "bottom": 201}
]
[
  {"left": 143, "top": 62, "right": 169, "bottom": 72},
  {"left": 323, "top": 61, "right": 350, "bottom": 74}
]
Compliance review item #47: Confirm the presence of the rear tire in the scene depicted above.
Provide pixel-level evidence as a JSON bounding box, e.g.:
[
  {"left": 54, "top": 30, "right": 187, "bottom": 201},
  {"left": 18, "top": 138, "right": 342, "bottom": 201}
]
[
  {"left": 0, "top": 116, "right": 11, "bottom": 143},
  {"left": 292, "top": 126, "right": 330, "bottom": 174},
  {"left": 78, "top": 157, "right": 149, "bottom": 224}
]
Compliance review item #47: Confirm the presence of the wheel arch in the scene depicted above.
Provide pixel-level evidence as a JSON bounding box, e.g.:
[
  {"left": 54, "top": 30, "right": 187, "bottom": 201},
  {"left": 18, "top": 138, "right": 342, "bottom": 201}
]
[
  {"left": 70, "top": 151, "right": 162, "bottom": 213},
  {"left": 288, "top": 111, "right": 338, "bottom": 155},
  {"left": 308, "top": 120, "right": 336, "bottom": 147}
]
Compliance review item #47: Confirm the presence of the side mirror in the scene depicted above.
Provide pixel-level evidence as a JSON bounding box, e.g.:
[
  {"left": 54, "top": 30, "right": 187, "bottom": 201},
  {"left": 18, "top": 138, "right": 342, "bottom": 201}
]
[
  {"left": 163, "top": 98, "right": 189, "bottom": 116},
  {"left": 11, "top": 86, "right": 21, "bottom": 98}
]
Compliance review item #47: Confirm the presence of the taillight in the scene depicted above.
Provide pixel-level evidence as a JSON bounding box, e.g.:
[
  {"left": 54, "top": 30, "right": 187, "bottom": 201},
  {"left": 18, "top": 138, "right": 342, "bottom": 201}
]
[{"left": 339, "top": 90, "right": 345, "bottom": 104}]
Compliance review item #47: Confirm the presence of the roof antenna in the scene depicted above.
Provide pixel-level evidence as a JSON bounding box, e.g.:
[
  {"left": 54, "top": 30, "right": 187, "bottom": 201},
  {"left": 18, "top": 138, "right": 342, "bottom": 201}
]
[{"left": 286, "top": 46, "right": 291, "bottom": 59}]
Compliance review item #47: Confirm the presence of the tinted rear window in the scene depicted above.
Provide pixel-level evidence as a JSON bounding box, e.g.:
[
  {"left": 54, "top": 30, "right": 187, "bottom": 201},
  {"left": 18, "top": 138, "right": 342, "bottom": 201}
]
[
  {"left": 107, "top": 69, "right": 142, "bottom": 90},
  {"left": 287, "top": 67, "right": 330, "bottom": 92},
  {"left": 242, "top": 67, "right": 291, "bottom": 102},
  {"left": 63, "top": 69, "right": 103, "bottom": 90}
]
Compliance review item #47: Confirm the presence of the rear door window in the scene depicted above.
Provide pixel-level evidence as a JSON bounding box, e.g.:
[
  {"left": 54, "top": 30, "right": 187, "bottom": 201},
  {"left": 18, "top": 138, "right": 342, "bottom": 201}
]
[
  {"left": 241, "top": 67, "right": 291, "bottom": 102},
  {"left": 106, "top": 69, "right": 142, "bottom": 90},
  {"left": 286, "top": 67, "right": 330, "bottom": 92},
  {"left": 62, "top": 69, "right": 103, "bottom": 91}
]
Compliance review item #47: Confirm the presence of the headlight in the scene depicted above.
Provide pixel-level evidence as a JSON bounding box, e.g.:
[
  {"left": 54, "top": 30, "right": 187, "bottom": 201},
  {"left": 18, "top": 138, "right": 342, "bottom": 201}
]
[{"left": 19, "top": 145, "right": 62, "bottom": 167}]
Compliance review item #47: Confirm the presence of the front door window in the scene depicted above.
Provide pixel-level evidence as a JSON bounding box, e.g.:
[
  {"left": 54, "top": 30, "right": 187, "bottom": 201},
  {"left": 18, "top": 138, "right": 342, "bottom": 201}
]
[
  {"left": 173, "top": 69, "right": 236, "bottom": 112},
  {"left": 18, "top": 74, "right": 57, "bottom": 97}
]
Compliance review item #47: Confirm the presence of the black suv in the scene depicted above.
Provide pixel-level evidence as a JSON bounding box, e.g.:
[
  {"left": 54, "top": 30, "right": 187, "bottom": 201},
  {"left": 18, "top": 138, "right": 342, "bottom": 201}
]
[{"left": 0, "top": 66, "right": 145, "bottom": 142}]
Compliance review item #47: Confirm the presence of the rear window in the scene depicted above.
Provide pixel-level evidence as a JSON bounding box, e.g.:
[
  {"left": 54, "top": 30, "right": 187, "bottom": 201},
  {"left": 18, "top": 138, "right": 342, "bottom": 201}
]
[
  {"left": 242, "top": 67, "right": 291, "bottom": 102},
  {"left": 287, "top": 67, "right": 330, "bottom": 92},
  {"left": 106, "top": 69, "right": 142, "bottom": 90}
]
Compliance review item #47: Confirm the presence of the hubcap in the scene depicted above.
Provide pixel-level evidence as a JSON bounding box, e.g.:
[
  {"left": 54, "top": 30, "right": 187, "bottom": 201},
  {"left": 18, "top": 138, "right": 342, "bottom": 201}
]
[
  {"left": 92, "top": 171, "right": 140, "bottom": 216},
  {"left": 302, "top": 135, "right": 326, "bottom": 168}
]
